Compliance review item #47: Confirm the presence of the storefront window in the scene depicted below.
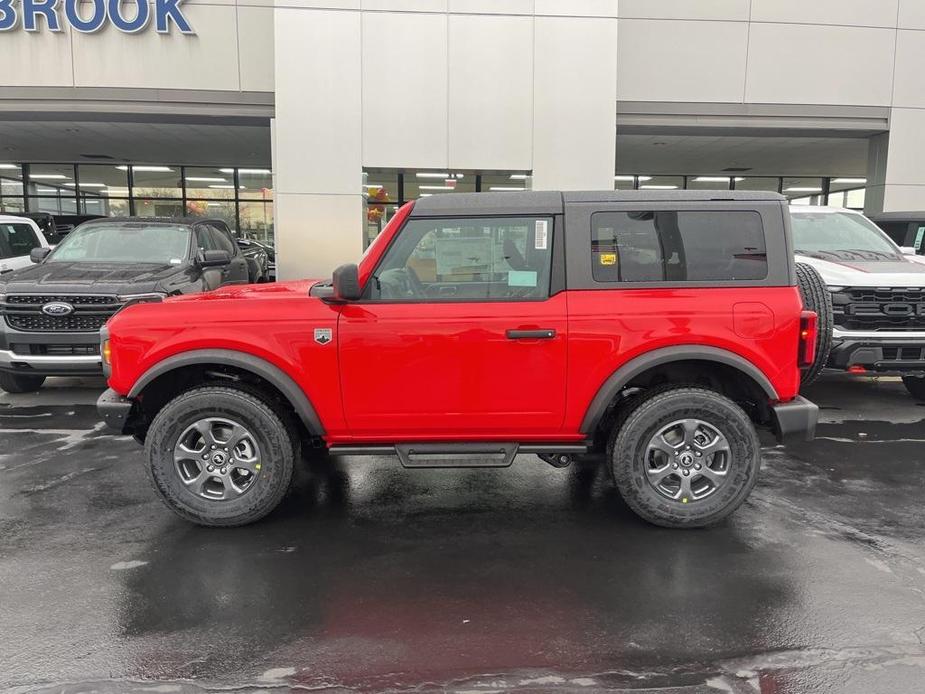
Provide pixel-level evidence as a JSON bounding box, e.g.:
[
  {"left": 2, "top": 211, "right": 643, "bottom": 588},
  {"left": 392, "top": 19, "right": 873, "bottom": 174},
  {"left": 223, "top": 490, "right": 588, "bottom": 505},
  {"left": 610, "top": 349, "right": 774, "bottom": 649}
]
[
  {"left": 1, "top": 197, "right": 25, "bottom": 214},
  {"left": 28, "top": 196, "right": 78, "bottom": 214},
  {"left": 782, "top": 177, "right": 824, "bottom": 205},
  {"left": 638, "top": 175, "right": 683, "bottom": 190},
  {"left": 234, "top": 168, "right": 273, "bottom": 200},
  {"left": 134, "top": 198, "right": 184, "bottom": 217},
  {"left": 613, "top": 175, "right": 637, "bottom": 190},
  {"left": 128, "top": 165, "right": 182, "bottom": 198},
  {"left": 81, "top": 198, "right": 129, "bottom": 217},
  {"left": 239, "top": 200, "right": 274, "bottom": 246},
  {"left": 405, "top": 171, "right": 474, "bottom": 200},
  {"left": 686, "top": 176, "right": 731, "bottom": 190},
  {"left": 76, "top": 164, "right": 129, "bottom": 197},
  {"left": 27, "top": 164, "right": 75, "bottom": 195},
  {"left": 482, "top": 173, "right": 531, "bottom": 192},
  {"left": 734, "top": 177, "right": 779, "bottom": 193},
  {"left": 828, "top": 177, "right": 866, "bottom": 209},
  {"left": 185, "top": 166, "right": 236, "bottom": 199},
  {"left": 187, "top": 199, "right": 237, "bottom": 229},
  {"left": 0, "top": 164, "right": 24, "bottom": 207}
]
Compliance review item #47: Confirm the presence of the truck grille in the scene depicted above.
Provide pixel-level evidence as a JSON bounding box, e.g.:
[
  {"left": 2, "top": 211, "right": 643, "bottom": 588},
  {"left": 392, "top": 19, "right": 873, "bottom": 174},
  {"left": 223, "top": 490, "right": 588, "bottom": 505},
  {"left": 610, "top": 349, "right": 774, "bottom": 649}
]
[
  {"left": 10, "top": 343, "right": 101, "bottom": 356},
  {"left": 1, "top": 294, "right": 122, "bottom": 333},
  {"left": 832, "top": 287, "right": 925, "bottom": 331}
]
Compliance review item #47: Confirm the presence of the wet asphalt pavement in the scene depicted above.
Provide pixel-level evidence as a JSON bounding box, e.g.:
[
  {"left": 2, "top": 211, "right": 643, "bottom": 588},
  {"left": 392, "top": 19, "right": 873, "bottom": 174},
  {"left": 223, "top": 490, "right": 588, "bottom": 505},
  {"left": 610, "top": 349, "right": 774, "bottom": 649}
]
[{"left": 1, "top": 376, "right": 924, "bottom": 693}]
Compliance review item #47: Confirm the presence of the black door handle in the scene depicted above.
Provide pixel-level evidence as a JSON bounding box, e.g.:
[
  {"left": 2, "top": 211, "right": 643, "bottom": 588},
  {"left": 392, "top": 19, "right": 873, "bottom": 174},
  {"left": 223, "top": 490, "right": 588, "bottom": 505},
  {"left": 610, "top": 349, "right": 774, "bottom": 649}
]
[{"left": 506, "top": 329, "right": 556, "bottom": 340}]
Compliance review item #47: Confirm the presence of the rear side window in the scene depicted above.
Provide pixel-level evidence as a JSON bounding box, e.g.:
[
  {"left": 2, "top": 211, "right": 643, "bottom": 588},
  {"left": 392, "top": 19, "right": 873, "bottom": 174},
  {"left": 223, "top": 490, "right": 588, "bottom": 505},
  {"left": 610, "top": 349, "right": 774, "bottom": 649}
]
[
  {"left": 0, "top": 223, "right": 40, "bottom": 259},
  {"left": 591, "top": 210, "right": 768, "bottom": 282}
]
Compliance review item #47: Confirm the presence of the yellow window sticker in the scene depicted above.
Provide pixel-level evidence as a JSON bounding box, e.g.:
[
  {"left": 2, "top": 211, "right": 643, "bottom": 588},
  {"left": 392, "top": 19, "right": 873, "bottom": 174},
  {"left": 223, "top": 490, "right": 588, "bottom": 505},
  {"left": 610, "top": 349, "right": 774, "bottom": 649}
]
[{"left": 599, "top": 252, "right": 617, "bottom": 266}]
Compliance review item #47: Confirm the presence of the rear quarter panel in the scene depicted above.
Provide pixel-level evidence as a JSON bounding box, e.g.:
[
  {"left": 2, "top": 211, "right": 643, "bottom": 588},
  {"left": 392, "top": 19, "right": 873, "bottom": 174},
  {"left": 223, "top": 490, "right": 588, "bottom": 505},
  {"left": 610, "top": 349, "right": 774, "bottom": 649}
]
[{"left": 564, "top": 286, "right": 804, "bottom": 430}]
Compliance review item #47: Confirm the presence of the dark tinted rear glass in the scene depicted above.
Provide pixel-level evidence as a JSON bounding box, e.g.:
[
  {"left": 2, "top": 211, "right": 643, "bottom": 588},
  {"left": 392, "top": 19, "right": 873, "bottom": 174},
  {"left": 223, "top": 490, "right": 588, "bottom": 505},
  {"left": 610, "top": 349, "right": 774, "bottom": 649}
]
[
  {"left": 0, "top": 223, "right": 40, "bottom": 259},
  {"left": 591, "top": 210, "right": 768, "bottom": 282}
]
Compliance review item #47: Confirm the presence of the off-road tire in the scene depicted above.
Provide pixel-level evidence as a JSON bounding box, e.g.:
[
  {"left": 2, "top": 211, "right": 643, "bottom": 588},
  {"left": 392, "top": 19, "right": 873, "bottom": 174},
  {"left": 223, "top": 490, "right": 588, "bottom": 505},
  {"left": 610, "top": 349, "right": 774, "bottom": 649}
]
[
  {"left": 902, "top": 375, "right": 925, "bottom": 402},
  {"left": 795, "top": 262, "right": 833, "bottom": 386},
  {"left": 609, "top": 386, "right": 761, "bottom": 529},
  {"left": 144, "top": 385, "right": 297, "bottom": 527},
  {"left": 0, "top": 372, "right": 46, "bottom": 394}
]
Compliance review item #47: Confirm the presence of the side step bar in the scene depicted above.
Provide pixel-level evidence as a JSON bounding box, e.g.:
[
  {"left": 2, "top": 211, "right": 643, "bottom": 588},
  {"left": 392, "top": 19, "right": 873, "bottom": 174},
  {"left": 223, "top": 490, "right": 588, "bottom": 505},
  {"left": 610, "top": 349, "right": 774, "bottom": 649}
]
[{"left": 327, "top": 443, "right": 589, "bottom": 469}]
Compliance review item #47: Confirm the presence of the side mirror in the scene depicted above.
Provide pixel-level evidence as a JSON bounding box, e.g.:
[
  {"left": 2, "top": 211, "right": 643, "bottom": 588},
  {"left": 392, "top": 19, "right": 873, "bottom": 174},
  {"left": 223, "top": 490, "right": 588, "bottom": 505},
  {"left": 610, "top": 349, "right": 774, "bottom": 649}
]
[
  {"left": 30, "top": 247, "right": 51, "bottom": 263},
  {"left": 200, "top": 249, "right": 231, "bottom": 267},
  {"left": 332, "top": 263, "right": 362, "bottom": 301},
  {"left": 900, "top": 246, "right": 917, "bottom": 256}
]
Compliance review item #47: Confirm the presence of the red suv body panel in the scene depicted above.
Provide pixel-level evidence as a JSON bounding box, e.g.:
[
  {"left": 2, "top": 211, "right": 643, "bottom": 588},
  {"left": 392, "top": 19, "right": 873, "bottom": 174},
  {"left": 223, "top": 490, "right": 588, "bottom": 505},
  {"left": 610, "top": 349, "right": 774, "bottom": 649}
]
[{"left": 103, "top": 193, "right": 809, "bottom": 446}]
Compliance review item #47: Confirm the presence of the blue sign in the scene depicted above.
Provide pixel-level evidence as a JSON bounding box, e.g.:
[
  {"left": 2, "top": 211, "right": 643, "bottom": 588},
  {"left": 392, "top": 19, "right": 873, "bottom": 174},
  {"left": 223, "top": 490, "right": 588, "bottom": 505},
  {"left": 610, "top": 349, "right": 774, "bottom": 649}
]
[{"left": 0, "top": 0, "right": 194, "bottom": 34}]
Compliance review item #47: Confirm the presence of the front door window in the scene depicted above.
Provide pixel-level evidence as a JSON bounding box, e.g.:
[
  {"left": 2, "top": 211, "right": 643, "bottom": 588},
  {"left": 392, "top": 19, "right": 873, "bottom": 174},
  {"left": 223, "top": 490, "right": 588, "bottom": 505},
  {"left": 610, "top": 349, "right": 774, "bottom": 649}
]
[{"left": 367, "top": 216, "right": 554, "bottom": 302}]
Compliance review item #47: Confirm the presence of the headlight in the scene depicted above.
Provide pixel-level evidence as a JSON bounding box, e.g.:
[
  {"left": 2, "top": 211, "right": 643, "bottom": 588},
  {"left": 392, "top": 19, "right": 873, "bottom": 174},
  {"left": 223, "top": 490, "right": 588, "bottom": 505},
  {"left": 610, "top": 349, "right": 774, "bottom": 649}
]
[{"left": 828, "top": 286, "right": 846, "bottom": 293}]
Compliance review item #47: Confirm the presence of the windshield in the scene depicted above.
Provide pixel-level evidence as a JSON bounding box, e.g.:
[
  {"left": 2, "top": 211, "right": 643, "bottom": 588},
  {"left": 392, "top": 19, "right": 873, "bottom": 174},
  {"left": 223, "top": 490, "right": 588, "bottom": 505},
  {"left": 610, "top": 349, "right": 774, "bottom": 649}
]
[
  {"left": 791, "top": 211, "right": 902, "bottom": 261},
  {"left": 48, "top": 223, "right": 191, "bottom": 264}
]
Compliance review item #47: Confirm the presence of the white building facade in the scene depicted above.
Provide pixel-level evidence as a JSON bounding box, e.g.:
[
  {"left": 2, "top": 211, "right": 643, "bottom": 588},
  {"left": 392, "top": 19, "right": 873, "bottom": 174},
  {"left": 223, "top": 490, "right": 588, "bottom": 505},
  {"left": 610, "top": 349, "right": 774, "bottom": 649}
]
[{"left": 2, "top": 0, "right": 925, "bottom": 278}]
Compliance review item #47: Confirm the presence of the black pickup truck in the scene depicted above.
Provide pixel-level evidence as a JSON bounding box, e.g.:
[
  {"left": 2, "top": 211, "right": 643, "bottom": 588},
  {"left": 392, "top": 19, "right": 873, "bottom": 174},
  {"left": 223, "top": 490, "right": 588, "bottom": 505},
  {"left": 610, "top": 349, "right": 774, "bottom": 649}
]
[{"left": 0, "top": 217, "right": 249, "bottom": 393}]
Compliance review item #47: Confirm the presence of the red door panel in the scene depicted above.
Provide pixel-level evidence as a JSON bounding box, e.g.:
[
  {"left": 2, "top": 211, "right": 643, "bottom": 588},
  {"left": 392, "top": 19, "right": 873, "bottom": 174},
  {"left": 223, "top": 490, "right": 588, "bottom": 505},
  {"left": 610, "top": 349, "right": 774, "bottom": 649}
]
[{"left": 337, "top": 294, "right": 568, "bottom": 440}]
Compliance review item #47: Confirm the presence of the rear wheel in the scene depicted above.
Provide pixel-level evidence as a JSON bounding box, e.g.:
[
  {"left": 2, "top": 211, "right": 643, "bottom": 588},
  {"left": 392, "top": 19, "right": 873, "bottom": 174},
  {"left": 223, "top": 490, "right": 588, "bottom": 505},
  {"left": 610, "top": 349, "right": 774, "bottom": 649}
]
[
  {"left": 144, "top": 385, "right": 297, "bottom": 527},
  {"left": 902, "top": 375, "right": 925, "bottom": 402},
  {"left": 609, "top": 387, "right": 761, "bottom": 528},
  {"left": 0, "top": 372, "right": 46, "bottom": 394},
  {"left": 795, "top": 262, "right": 833, "bottom": 386}
]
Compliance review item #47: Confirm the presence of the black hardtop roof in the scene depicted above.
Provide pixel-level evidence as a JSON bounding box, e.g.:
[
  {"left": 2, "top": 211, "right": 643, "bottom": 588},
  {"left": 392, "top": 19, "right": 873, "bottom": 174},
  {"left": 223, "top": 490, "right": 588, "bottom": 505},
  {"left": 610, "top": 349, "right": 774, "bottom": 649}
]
[
  {"left": 81, "top": 217, "right": 227, "bottom": 227},
  {"left": 867, "top": 211, "right": 925, "bottom": 222},
  {"left": 409, "top": 189, "right": 785, "bottom": 217}
]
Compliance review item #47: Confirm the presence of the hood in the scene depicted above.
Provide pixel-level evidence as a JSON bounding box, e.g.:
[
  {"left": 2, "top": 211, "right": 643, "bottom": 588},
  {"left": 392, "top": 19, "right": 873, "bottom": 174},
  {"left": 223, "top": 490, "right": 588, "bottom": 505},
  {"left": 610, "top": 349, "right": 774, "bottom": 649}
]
[
  {"left": 167, "top": 279, "right": 320, "bottom": 303},
  {"left": 795, "top": 253, "right": 925, "bottom": 287},
  {"left": 0, "top": 261, "right": 185, "bottom": 295}
]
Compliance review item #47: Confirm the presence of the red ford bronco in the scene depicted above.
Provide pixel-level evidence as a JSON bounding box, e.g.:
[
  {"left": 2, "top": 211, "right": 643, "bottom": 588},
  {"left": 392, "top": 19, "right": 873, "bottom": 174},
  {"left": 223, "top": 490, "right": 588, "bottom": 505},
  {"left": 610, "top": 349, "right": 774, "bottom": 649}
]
[{"left": 98, "top": 191, "right": 818, "bottom": 528}]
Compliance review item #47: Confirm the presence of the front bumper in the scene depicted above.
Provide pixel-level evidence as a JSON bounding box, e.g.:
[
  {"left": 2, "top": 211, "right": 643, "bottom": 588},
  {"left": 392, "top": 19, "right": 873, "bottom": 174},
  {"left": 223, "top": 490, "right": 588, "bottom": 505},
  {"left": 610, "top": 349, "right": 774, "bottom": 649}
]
[
  {"left": 772, "top": 396, "right": 818, "bottom": 442},
  {"left": 828, "top": 328, "right": 925, "bottom": 374},
  {"left": 0, "top": 321, "right": 103, "bottom": 377},
  {"left": 0, "top": 348, "right": 101, "bottom": 376},
  {"left": 98, "top": 388, "right": 134, "bottom": 433}
]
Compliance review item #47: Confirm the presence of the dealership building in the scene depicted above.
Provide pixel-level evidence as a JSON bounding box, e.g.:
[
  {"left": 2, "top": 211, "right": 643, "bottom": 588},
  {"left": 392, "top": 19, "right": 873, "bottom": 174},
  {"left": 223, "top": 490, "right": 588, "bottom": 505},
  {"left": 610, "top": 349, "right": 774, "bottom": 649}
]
[{"left": 2, "top": 0, "right": 925, "bottom": 278}]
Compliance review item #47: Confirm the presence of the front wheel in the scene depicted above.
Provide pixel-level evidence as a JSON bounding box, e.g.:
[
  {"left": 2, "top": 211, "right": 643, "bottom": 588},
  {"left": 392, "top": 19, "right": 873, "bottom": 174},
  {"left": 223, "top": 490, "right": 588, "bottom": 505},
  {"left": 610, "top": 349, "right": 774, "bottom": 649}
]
[
  {"left": 0, "top": 372, "right": 46, "bottom": 394},
  {"left": 902, "top": 375, "right": 925, "bottom": 402},
  {"left": 144, "top": 385, "right": 297, "bottom": 527},
  {"left": 609, "top": 387, "right": 761, "bottom": 529}
]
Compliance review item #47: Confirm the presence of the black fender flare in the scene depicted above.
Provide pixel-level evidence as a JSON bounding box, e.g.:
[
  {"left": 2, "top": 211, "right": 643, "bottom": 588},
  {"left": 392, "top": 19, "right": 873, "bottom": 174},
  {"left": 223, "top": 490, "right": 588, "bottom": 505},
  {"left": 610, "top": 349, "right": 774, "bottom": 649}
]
[
  {"left": 579, "top": 345, "right": 779, "bottom": 436},
  {"left": 128, "top": 349, "right": 325, "bottom": 435}
]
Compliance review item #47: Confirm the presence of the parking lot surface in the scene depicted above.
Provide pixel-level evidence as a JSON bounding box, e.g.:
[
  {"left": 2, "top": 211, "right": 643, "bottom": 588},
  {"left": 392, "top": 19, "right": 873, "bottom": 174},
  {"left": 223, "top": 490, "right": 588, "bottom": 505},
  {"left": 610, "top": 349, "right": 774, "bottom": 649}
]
[{"left": 1, "top": 375, "right": 924, "bottom": 693}]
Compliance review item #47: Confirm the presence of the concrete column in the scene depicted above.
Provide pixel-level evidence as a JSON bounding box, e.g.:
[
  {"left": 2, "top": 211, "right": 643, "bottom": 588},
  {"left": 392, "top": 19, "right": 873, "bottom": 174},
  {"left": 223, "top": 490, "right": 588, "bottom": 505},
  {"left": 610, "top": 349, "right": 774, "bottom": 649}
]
[
  {"left": 865, "top": 108, "right": 925, "bottom": 214},
  {"left": 273, "top": 8, "right": 363, "bottom": 281},
  {"left": 531, "top": 10, "right": 618, "bottom": 191}
]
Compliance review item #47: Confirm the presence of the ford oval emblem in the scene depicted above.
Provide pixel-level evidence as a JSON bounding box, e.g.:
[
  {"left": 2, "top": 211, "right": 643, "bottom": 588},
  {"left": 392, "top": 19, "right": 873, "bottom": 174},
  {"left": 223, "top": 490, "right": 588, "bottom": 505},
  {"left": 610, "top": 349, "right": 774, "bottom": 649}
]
[{"left": 42, "top": 302, "right": 75, "bottom": 316}]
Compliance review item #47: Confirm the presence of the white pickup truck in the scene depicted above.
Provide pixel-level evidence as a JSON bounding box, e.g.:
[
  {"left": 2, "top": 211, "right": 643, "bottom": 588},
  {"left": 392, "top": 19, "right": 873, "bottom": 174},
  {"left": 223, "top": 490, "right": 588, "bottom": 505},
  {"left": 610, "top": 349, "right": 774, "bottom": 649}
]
[
  {"left": 790, "top": 206, "right": 925, "bottom": 401},
  {"left": 0, "top": 215, "right": 49, "bottom": 277}
]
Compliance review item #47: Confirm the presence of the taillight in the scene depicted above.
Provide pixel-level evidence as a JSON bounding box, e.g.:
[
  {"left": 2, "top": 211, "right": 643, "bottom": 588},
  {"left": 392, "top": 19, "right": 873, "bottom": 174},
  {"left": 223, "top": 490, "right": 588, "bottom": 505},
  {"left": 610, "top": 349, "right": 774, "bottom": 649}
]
[{"left": 798, "top": 310, "right": 818, "bottom": 367}]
